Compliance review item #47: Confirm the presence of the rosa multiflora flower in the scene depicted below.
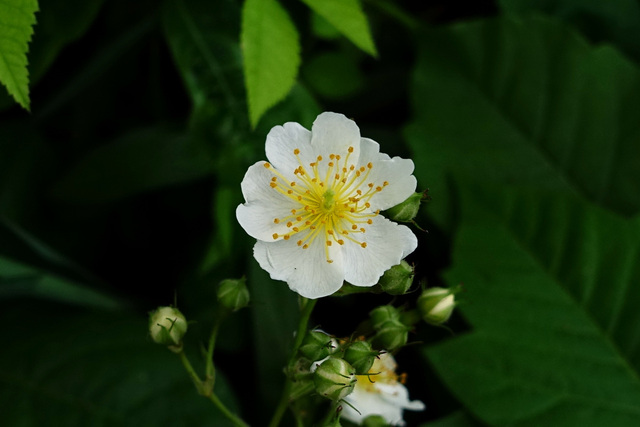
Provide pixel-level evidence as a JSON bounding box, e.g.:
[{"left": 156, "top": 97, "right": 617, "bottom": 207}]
[
  {"left": 342, "top": 353, "right": 425, "bottom": 426},
  {"left": 236, "top": 112, "right": 417, "bottom": 298}
]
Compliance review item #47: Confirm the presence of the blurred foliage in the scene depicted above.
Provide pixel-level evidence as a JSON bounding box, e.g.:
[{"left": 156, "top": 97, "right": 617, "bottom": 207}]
[{"left": 1, "top": 0, "right": 639, "bottom": 425}]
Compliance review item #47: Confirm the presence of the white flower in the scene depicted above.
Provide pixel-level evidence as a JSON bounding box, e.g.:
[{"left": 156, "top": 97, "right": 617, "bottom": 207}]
[
  {"left": 236, "top": 112, "right": 417, "bottom": 299},
  {"left": 342, "top": 353, "right": 425, "bottom": 426}
]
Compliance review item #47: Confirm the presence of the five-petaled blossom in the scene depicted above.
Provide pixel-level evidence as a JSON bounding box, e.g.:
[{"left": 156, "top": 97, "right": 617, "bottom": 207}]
[
  {"left": 342, "top": 353, "right": 425, "bottom": 426},
  {"left": 236, "top": 112, "right": 417, "bottom": 299}
]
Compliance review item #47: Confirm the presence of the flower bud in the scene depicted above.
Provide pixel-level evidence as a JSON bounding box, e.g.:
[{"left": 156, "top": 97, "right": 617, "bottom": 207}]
[
  {"left": 299, "top": 330, "right": 338, "bottom": 361},
  {"left": 343, "top": 340, "right": 378, "bottom": 374},
  {"left": 313, "top": 357, "right": 357, "bottom": 401},
  {"left": 217, "top": 278, "right": 250, "bottom": 311},
  {"left": 372, "top": 319, "right": 409, "bottom": 351},
  {"left": 149, "top": 306, "right": 187, "bottom": 347},
  {"left": 378, "top": 260, "right": 414, "bottom": 295},
  {"left": 383, "top": 192, "right": 424, "bottom": 223},
  {"left": 418, "top": 287, "right": 456, "bottom": 325},
  {"left": 369, "top": 305, "right": 401, "bottom": 329}
]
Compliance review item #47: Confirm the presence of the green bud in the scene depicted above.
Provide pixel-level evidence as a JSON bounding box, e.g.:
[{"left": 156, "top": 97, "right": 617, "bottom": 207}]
[
  {"left": 418, "top": 287, "right": 456, "bottom": 325},
  {"left": 362, "top": 415, "right": 388, "bottom": 427},
  {"left": 372, "top": 319, "right": 409, "bottom": 351},
  {"left": 370, "top": 305, "right": 401, "bottom": 329},
  {"left": 378, "top": 260, "right": 414, "bottom": 295},
  {"left": 383, "top": 192, "right": 423, "bottom": 222},
  {"left": 149, "top": 306, "right": 187, "bottom": 348},
  {"left": 314, "top": 357, "right": 356, "bottom": 401},
  {"left": 343, "top": 340, "right": 378, "bottom": 374},
  {"left": 299, "top": 330, "right": 338, "bottom": 361},
  {"left": 217, "top": 278, "right": 250, "bottom": 311}
]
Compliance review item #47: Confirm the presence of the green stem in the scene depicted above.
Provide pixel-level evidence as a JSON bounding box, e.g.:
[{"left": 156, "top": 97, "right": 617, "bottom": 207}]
[
  {"left": 205, "top": 310, "right": 225, "bottom": 381},
  {"left": 268, "top": 297, "right": 317, "bottom": 427},
  {"left": 178, "top": 348, "right": 247, "bottom": 427},
  {"left": 207, "top": 393, "right": 250, "bottom": 427},
  {"left": 178, "top": 350, "right": 204, "bottom": 393},
  {"left": 319, "top": 401, "right": 340, "bottom": 426}
]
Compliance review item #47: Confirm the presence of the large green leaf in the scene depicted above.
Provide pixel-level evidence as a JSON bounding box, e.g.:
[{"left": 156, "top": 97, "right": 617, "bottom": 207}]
[
  {"left": 51, "top": 127, "right": 214, "bottom": 203},
  {"left": 425, "top": 185, "right": 640, "bottom": 425},
  {"left": 0, "top": 0, "right": 38, "bottom": 110},
  {"left": 241, "top": 0, "right": 301, "bottom": 127},
  {"left": 405, "top": 16, "right": 640, "bottom": 229},
  {"left": 497, "top": 0, "right": 640, "bottom": 63},
  {"left": 300, "top": 0, "right": 377, "bottom": 56},
  {"left": 1, "top": 301, "right": 238, "bottom": 426}
]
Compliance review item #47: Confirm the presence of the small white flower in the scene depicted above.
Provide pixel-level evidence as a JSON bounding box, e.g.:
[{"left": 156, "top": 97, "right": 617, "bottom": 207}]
[
  {"left": 342, "top": 353, "right": 425, "bottom": 426},
  {"left": 236, "top": 112, "right": 418, "bottom": 299}
]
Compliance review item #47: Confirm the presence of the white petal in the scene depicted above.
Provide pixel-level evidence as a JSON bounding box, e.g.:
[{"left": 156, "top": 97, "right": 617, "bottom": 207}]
[
  {"left": 342, "top": 217, "right": 417, "bottom": 287},
  {"left": 236, "top": 162, "right": 298, "bottom": 241},
  {"left": 375, "top": 382, "right": 426, "bottom": 411},
  {"left": 253, "top": 236, "right": 345, "bottom": 299},
  {"left": 311, "top": 112, "right": 361, "bottom": 162},
  {"left": 265, "top": 122, "right": 315, "bottom": 175},
  {"left": 357, "top": 138, "right": 417, "bottom": 210},
  {"left": 343, "top": 387, "right": 406, "bottom": 426}
]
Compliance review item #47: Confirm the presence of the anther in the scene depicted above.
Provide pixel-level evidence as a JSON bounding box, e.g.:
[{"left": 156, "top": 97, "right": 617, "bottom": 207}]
[
  {"left": 272, "top": 233, "right": 279, "bottom": 239},
  {"left": 264, "top": 162, "right": 271, "bottom": 168},
  {"left": 361, "top": 242, "right": 367, "bottom": 248},
  {"left": 294, "top": 148, "right": 300, "bottom": 155}
]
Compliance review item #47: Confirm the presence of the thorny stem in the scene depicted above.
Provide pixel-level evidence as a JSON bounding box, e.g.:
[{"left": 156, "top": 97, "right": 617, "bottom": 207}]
[{"left": 268, "top": 297, "right": 318, "bottom": 427}]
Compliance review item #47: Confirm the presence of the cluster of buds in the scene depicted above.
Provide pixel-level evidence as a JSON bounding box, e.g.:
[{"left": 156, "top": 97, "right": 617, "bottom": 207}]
[{"left": 297, "top": 331, "right": 381, "bottom": 402}]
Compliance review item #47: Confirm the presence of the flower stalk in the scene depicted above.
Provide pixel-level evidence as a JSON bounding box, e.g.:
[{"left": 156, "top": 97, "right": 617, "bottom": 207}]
[{"left": 269, "top": 297, "right": 317, "bottom": 427}]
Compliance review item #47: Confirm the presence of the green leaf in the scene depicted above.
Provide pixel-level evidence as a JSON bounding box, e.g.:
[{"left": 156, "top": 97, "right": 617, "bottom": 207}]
[
  {"left": 0, "top": 255, "right": 122, "bottom": 309},
  {"left": 425, "top": 185, "right": 640, "bottom": 425},
  {"left": 405, "top": 16, "right": 640, "bottom": 229},
  {"left": 421, "top": 410, "right": 482, "bottom": 427},
  {"left": 241, "top": 0, "right": 301, "bottom": 127},
  {"left": 162, "top": 0, "right": 246, "bottom": 128},
  {"left": 0, "top": 301, "right": 238, "bottom": 426},
  {"left": 497, "top": 0, "right": 640, "bottom": 63},
  {"left": 248, "top": 257, "right": 298, "bottom": 411},
  {"left": 300, "top": 0, "right": 377, "bottom": 56},
  {"left": 28, "top": 0, "right": 105, "bottom": 82},
  {"left": 23, "top": 0, "right": 104, "bottom": 83},
  {"left": 302, "top": 51, "right": 364, "bottom": 99},
  {"left": 0, "top": 0, "right": 38, "bottom": 110},
  {"left": 51, "top": 127, "right": 214, "bottom": 203}
]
